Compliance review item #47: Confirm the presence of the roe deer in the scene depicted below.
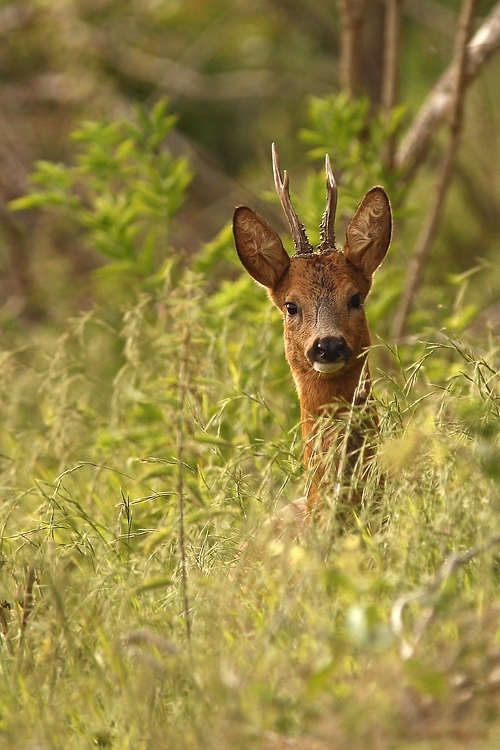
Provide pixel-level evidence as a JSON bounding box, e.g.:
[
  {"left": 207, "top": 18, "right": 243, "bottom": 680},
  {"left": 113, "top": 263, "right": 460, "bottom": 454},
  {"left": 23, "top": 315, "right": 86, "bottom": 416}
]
[{"left": 233, "top": 145, "right": 392, "bottom": 517}]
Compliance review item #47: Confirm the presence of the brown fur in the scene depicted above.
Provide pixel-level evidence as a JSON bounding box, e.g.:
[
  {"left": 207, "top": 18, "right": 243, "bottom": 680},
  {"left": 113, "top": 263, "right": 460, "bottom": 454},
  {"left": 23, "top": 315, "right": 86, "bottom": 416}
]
[{"left": 233, "top": 186, "right": 392, "bottom": 514}]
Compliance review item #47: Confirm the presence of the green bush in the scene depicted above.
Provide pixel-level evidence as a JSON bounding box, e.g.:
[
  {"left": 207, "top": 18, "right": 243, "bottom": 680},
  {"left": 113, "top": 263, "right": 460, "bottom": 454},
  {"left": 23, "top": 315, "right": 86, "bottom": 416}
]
[{"left": 11, "top": 99, "right": 192, "bottom": 300}]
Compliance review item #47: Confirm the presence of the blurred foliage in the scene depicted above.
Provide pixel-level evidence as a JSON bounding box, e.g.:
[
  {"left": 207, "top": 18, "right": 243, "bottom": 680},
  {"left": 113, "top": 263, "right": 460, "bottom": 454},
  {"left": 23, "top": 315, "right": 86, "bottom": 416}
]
[
  {"left": 0, "top": 0, "right": 500, "bottom": 329},
  {"left": 302, "top": 94, "right": 408, "bottom": 199},
  {"left": 11, "top": 100, "right": 192, "bottom": 299}
]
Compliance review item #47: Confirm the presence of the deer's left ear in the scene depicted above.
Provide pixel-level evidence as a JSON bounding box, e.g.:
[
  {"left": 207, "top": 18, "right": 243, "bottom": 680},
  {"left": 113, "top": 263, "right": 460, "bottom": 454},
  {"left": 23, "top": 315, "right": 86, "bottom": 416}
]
[{"left": 344, "top": 187, "right": 392, "bottom": 277}]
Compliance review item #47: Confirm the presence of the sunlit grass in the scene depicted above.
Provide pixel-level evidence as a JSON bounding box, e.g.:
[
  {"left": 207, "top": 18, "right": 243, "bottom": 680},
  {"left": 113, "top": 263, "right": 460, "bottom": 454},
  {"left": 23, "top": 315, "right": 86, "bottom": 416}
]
[{"left": 1, "top": 279, "right": 500, "bottom": 750}]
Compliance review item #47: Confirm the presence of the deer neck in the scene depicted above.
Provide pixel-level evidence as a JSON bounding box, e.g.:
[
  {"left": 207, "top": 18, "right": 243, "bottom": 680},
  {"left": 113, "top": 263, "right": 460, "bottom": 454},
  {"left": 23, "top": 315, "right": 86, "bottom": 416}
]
[
  {"left": 294, "top": 355, "right": 374, "bottom": 474},
  {"left": 296, "top": 357, "right": 369, "bottom": 426}
]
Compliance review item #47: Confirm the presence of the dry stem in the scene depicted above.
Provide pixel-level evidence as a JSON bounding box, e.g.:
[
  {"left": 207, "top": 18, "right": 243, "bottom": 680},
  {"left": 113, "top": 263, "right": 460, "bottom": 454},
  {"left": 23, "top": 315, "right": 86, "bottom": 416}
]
[
  {"left": 338, "top": 0, "right": 368, "bottom": 98},
  {"left": 177, "top": 329, "right": 192, "bottom": 643},
  {"left": 392, "top": 533, "right": 500, "bottom": 659},
  {"left": 391, "top": 0, "right": 478, "bottom": 341},
  {"left": 382, "top": 0, "right": 402, "bottom": 170}
]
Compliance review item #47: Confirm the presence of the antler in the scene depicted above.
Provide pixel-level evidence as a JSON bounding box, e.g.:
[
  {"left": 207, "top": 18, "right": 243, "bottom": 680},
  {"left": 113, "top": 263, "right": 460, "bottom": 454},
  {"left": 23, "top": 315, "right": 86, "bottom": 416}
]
[
  {"left": 272, "top": 143, "right": 313, "bottom": 255},
  {"left": 319, "top": 154, "right": 338, "bottom": 252}
]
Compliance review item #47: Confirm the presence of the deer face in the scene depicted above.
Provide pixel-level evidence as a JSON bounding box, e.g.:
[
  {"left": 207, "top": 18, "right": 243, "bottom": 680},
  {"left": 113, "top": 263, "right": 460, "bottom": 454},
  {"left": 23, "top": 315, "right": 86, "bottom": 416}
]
[
  {"left": 270, "top": 252, "right": 373, "bottom": 379},
  {"left": 233, "top": 184, "right": 392, "bottom": 382}
]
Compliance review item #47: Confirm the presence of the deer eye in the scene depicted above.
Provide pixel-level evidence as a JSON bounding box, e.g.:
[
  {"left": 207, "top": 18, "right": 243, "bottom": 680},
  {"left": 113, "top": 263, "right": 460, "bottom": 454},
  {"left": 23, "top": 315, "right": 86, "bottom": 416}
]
[
  {"left": 285, "top": 302, "right": 299, "bottom": 316},
  {"left": 349, "top": 293, "right": 363, "bottom": 310}
]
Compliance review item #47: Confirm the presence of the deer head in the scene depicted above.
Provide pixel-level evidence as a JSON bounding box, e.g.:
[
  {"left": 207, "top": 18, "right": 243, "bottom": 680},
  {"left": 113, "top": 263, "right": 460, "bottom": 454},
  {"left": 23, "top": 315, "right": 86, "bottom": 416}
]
[{"left": 233, "top": 146, "right": 392, "bottom": 407}]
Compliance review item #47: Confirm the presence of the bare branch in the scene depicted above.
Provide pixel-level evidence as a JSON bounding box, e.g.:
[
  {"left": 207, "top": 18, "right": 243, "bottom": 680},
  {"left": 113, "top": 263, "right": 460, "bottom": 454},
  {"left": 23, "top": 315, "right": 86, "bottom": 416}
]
[
  {"left": 382, "top": 0, "right": 402, "bottom": 116},
  {"left": 177, "top": 329, "right": 192, "bottom": 643},
  {"left": 60, "top": 17, "right": 319, "bottom": 103},
  {"left": 391, "top": 533, "right": 500, "bottom": 659},
  {"left": 396, "top": 1, "right": 500, "bottom": 174},
  {"left": 20, "top": 566, "right": 36, "bottom": 632},
  {"left": 382, "top": 0, "right": 403, "bottom": 170},
  {"left": 392, "top": 0, "right": 479, "bottom": 341},
  {"left": 338, "top": 0, "right": 368, "bottom": 98},
  {"left": 103, "top": 42, "right": 288, "bottom": 101}
]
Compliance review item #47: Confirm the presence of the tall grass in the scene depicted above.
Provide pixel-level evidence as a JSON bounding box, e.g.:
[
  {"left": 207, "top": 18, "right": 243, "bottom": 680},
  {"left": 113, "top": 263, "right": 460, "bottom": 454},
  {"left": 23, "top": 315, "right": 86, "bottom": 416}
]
[
  {"left": 1, "top": 261, "right": 500, "bottom": 748},
  {"left": 2, "top": 99, "right": 500, "bottom": 749}
]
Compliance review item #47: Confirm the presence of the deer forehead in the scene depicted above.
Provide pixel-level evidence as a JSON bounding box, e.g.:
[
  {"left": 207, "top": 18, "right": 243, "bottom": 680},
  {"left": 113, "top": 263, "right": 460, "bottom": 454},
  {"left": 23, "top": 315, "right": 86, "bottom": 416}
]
[{"left": 274, "top": 252, "right": 370, "bottom": 306}]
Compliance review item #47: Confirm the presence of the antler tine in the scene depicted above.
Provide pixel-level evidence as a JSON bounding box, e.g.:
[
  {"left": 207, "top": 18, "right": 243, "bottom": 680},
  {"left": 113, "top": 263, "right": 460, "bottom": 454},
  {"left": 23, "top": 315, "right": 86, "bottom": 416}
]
[
  {"left": 272, "top": 143, "right": 313, "bottom": 255},
  {"left": 319, "top": 154, "right": 338, "bottom": 251}
]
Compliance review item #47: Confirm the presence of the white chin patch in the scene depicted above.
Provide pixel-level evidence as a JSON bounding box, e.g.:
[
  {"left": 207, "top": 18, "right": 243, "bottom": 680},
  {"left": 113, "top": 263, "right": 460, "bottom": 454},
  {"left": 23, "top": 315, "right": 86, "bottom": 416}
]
[{"left": 312, "top": 361, "right": 345, "bottom": 374}]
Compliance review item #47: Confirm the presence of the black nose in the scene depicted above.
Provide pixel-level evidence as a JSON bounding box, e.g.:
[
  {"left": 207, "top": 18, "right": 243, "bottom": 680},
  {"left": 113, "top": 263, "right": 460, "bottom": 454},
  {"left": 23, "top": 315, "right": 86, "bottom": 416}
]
[{"left": 308, "top": 336, "right": 353, "bottom": 364}]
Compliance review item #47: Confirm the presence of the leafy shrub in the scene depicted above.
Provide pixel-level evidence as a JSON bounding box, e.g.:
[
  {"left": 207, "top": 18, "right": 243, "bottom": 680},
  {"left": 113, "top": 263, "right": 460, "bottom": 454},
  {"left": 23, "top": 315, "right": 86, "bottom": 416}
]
[{"left": 11, "top": 99, "right": 192, "bottom": 300}]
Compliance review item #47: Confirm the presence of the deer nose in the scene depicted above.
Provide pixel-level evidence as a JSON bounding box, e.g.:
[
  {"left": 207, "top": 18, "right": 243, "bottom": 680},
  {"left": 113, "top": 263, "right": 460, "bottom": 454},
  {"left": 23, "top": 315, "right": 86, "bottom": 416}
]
[{"left": 308, "top": 336, "right": 353, "bottom": 365}]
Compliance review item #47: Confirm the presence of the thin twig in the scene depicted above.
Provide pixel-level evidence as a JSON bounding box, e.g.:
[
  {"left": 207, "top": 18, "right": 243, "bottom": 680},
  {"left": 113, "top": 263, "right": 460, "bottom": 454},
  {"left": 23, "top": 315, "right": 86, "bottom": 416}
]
[
  {"left": 20, "top": 566, "right": 36, "bottom": 631},
  {"left": 18, "top": 565, "right": 37, "bottom": 659},
  {"left": 0, "top": 600, "right": 13, "bottom": 655},
  {"left": 391, "top": 0, "right": 478, "bottom": 341},
  {"left": 382, "top": 0, "right": 402, "bottom": 170},
  {"left": 396, "top": 1, "right": 500, "bottom": 175},
  {"left": 177, "top": 329, "right": 192, "bottom": 643},
  {"left": 391, "top": 533, "right": 500, "bottom": 659}
]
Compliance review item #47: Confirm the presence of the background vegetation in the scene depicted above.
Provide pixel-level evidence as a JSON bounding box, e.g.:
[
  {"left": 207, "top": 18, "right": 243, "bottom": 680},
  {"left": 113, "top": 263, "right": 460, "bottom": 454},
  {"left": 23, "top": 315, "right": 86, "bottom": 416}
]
[{"left": 1, "top": 1, "right": 500, "bottom": 747}]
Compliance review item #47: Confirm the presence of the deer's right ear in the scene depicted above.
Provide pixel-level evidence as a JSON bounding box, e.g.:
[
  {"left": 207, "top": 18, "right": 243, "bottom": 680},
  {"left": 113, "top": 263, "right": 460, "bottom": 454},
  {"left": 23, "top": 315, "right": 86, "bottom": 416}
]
[{"left": 233, "top": 206, "right": 290, "bottom": 289}]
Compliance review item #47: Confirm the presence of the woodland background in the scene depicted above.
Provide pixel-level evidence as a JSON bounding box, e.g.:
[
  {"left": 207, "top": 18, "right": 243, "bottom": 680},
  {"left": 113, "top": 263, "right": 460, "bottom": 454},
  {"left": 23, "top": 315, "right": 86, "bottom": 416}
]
[
  {"left": 1, "top": 0, "right": 500, "bottom": 332},
  {"left": 2, "top": 2, "right": 500, "bottom": 749}
]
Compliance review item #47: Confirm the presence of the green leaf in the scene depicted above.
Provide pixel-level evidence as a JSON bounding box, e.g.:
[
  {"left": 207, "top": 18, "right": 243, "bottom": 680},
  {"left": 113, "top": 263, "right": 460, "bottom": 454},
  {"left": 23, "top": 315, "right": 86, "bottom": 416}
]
[
  {"left": 193, "top": 432, "right": 232, "bottom": 447},
  {"left": 133, "top": 576, "right": 174, "bottom": 594}
]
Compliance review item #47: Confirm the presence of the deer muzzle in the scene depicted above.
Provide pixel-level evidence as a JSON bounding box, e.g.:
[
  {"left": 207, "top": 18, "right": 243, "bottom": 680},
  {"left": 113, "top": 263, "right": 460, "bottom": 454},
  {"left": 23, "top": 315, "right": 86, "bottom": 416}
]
[{"left": 306, "top": 336, "right": 353, "bottom": 374}]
